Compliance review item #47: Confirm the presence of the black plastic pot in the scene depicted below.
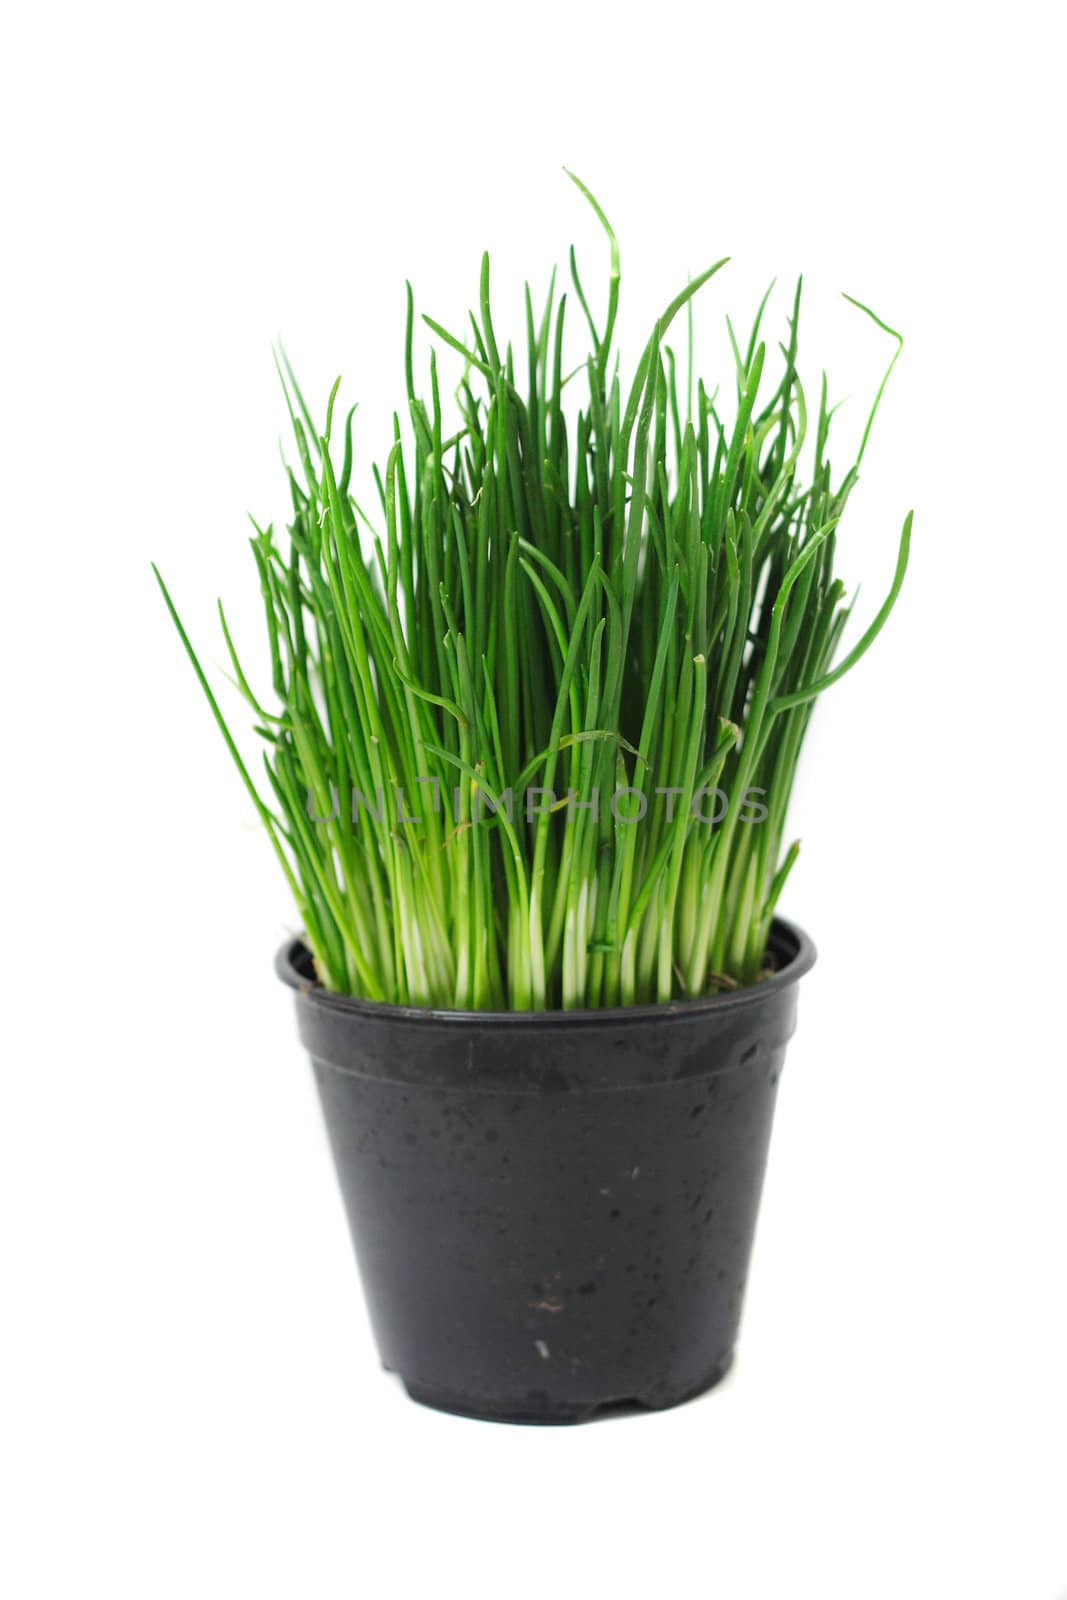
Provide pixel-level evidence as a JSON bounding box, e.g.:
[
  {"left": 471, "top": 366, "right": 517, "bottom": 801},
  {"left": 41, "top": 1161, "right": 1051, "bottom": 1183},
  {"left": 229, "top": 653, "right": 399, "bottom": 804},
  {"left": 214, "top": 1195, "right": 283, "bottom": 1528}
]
[{"left": 277, "top": 917, "right": 815, "bottom": 1424}]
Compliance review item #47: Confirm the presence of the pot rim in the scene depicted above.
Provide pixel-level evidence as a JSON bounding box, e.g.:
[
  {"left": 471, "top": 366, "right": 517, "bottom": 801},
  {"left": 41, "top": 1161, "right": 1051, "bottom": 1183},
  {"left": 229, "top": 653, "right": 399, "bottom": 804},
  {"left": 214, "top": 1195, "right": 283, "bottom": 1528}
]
[{"left": 275, "top": 915, "right": 816, "bottom": 1029}]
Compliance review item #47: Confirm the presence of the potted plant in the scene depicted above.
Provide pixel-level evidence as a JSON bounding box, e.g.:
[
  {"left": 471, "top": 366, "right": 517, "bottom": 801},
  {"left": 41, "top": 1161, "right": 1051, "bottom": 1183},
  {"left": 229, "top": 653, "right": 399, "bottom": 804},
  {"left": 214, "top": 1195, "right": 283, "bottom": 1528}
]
[{"left": 156, "top": 176, "right": 910, "bottom": 1423}]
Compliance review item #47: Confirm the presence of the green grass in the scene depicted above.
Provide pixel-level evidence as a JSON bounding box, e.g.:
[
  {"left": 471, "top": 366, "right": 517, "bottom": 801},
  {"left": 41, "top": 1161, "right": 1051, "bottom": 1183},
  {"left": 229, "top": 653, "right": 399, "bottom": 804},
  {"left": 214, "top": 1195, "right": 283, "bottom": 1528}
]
[{"left": 155, "top": 175, "right": 911, "bottom": 1010}]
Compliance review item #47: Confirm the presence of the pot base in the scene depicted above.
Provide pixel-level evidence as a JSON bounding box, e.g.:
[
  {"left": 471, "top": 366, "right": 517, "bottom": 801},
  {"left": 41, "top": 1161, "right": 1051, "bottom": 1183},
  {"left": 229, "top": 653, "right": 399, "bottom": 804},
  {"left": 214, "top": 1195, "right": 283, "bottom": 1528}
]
[{"left": 398, "top": 1351, "right": 734, "bottom": 1425}]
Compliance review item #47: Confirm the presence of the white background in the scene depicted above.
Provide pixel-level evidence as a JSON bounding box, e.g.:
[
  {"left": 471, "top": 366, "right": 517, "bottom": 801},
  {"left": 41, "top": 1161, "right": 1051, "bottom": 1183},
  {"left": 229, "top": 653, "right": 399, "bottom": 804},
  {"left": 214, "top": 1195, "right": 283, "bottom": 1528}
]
[{"left": 3, "top": 2, "right": 1065, "bottom": 1595}]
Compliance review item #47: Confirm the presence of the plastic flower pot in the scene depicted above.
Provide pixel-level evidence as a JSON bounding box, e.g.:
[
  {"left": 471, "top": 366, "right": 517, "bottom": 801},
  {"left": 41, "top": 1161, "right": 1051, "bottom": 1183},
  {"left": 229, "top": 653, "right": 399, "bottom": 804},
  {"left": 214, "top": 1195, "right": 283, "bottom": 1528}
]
[{"left": 276, "top": 916, "right": 815, "bottom": 1424}]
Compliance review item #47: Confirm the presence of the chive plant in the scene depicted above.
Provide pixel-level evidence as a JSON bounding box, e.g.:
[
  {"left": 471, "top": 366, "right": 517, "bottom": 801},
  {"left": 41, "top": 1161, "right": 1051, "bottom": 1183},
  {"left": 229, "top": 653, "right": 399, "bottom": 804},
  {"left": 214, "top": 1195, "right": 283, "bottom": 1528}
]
[{"left": 156, "top": 176, "right": 910, "bottom": 1011}]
